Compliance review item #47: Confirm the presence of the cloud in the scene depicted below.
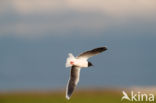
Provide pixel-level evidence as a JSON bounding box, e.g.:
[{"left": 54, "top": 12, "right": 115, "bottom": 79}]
[
  {"left": 67, "top": 0, "right": 156, "bottom": 16},
  {"left": 0, "top": 0, "right": 156, "bottom": 38},
  {"left": 0, "top": 0, "right": 66, "bottom": 14},
  {"left": 1, "top": 0, "right": 155, "bottom": 16}
]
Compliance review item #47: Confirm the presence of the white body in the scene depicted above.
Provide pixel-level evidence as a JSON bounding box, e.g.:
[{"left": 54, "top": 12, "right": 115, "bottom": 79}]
[{"left": 66, "top": 53, "right": 88, "bottom": 68}]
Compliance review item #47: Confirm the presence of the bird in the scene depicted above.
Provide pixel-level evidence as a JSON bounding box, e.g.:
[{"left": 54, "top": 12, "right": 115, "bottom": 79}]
[{"left": 65, "top": 47, "right": 107, "bottom": 100}]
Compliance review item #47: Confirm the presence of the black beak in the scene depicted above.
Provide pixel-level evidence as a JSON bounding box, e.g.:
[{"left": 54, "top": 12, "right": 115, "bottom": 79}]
[{"left": 88, "top": 62, "right": 93, "bottom": 67}]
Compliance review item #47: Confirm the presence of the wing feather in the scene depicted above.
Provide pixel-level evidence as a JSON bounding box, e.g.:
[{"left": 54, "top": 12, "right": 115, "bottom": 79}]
[
  {"left": 77, "top": 47, "right": 107, "bottom": 59},
  {"left": 66, "top": 66, "right": 81, "bottom": 100}
]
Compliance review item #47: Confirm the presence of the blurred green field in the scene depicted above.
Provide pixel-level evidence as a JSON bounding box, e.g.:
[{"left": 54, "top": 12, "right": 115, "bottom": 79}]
[{"left": 0, "top": 89, "right": 155, "bottom": 103}]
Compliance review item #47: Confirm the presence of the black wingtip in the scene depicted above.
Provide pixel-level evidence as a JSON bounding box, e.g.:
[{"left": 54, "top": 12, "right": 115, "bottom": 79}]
[
  {"left": 96, "top": 46, "right": 107, "bottom": 52},
  {"left": 102, "top": 46, "right": 107, "bottom": 51},
  {"left": 90, "top": 47, "right": 107, "bottom": 53}
]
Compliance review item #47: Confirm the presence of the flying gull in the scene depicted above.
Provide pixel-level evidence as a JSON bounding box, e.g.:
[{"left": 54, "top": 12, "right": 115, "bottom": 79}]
[{"left": 65, "top": 47, "right": 107, "bottom": 100}]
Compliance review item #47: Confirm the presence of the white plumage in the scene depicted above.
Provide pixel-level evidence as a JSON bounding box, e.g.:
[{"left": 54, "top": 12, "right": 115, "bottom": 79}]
[
  {"left": 65, "top": 47, "right": 107, "bottom": 100},
  {"left": 66, "top": 53, "right": 88, "bottom": 68}
]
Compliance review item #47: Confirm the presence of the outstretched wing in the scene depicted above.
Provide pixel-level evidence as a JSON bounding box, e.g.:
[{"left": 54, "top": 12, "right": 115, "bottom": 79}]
[
  {"left": 77, "top": 47, "right": 107, "bottom": 59},
  {"left": 66, "top": 66, "right": 81, "bottom": 100}
]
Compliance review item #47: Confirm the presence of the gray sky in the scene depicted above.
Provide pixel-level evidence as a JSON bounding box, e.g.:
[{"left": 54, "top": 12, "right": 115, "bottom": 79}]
[{"left": 0, "top": 0, "right": 156, "bottom": 91}]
